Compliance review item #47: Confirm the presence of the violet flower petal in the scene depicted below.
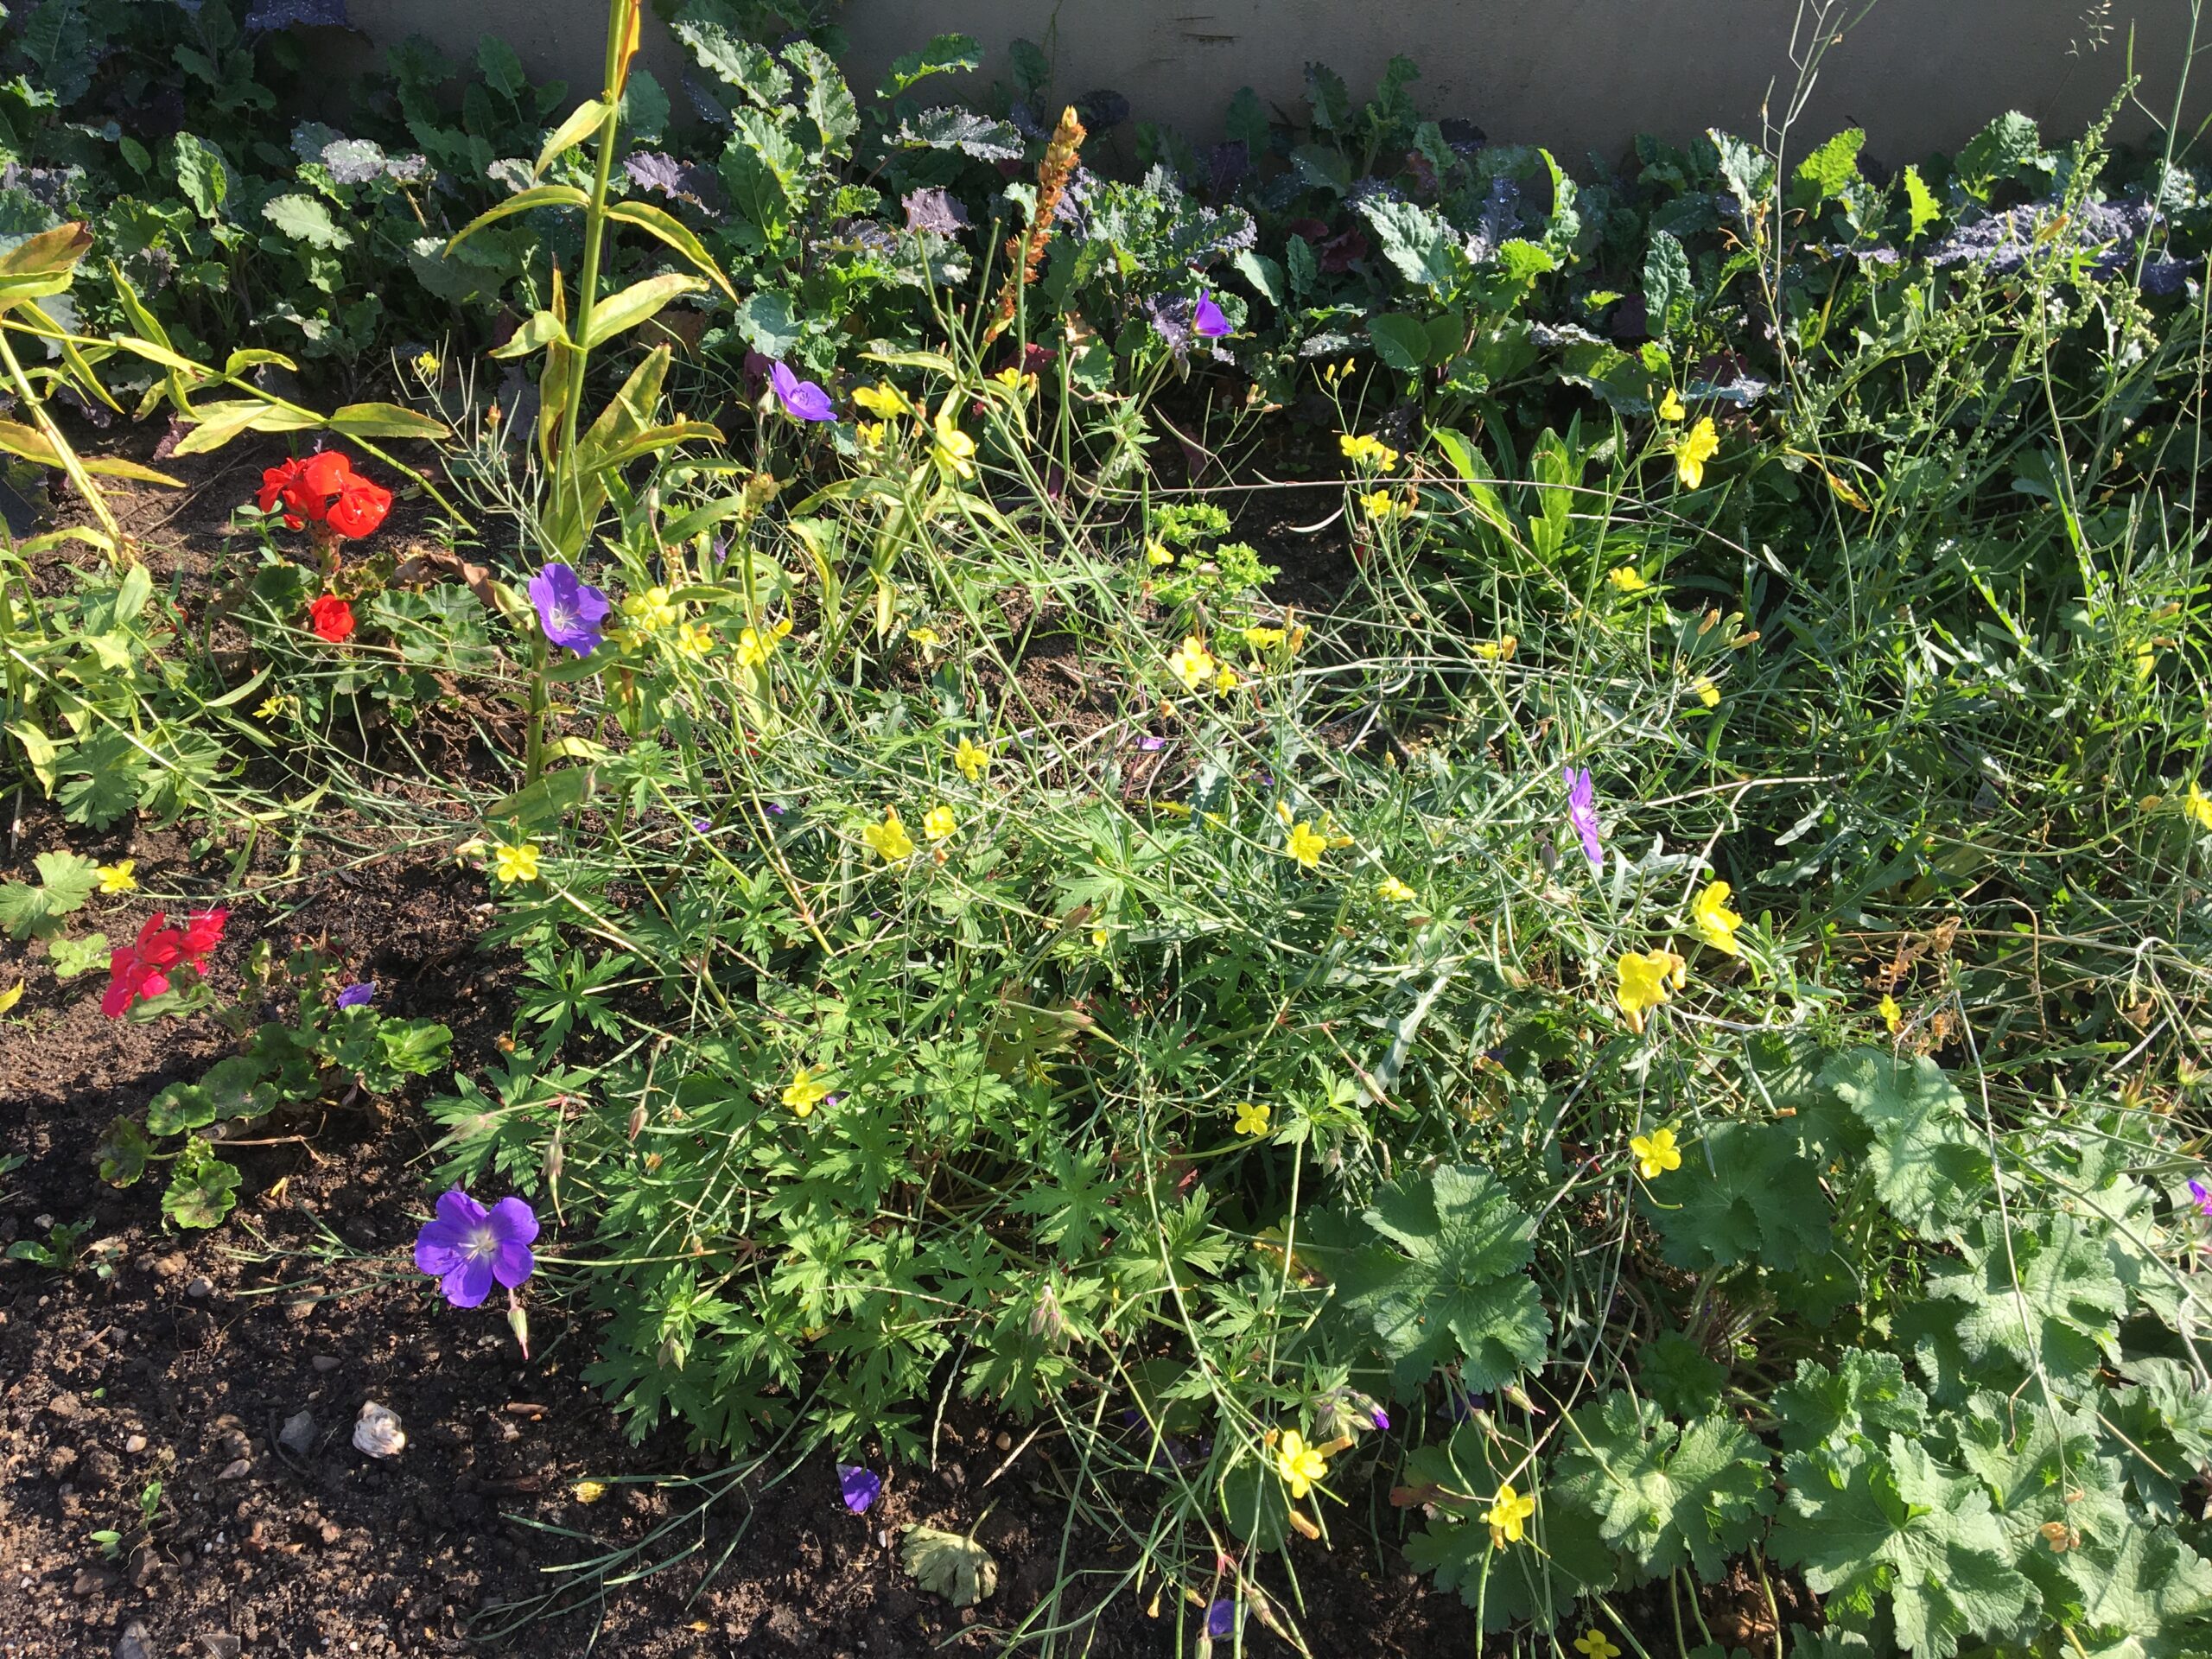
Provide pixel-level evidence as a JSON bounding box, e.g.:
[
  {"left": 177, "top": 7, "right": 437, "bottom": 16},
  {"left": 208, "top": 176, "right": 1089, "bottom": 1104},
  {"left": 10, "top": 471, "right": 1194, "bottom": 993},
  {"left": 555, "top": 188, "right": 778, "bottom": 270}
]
[
  {"left": 771, "top": 361, "right": 836, "bottom": 423},
  {"left": 1207, "top": 1599, "right": 1235, "bottom": 1638},
  {"left": 1193, "top": 288, "right": 1230, "bottom": 338},
  {"left": 444, "top": 1254, "right": 496, "bottom": 1308},
  {"left": 335, "top": 980, "right": 376, "bottom": 1009},
  {"left": 837, "top": 1463, "right": 881, "bottom": 1513}
]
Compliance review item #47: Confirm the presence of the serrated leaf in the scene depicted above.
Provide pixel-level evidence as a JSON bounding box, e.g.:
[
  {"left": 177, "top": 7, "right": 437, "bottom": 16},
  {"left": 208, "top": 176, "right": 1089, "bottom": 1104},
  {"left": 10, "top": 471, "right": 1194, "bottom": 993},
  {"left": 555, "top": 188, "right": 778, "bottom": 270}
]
[
  {"left": 1367, "top": 312, "right": 1429, "bottom": 372},
  {"left": 95, "top": 1115, "right": 151, "bottom": 1186},
  {"left": 1646, "top": 1119, "right": 1831, "bottom": 1274},
  {"left": 899, "top": 1524, "right": 996, "bottom": 1607},
  {"left": 45, "top": 931, "right": 106, "bottom": 980},
  {"left": 1331, "top": 1165, "right": 1547, "bottom": 1395},
  {"left": 1774, "top": 1435, "right": 2038, "bottom": 1658},
  {"left": 0, "top": 850, "right": 99, "bottom": 940},
  {"left": 893, "top": 108, "right": 1023, "bottom": 162},
  {"left": 1821, "top": 1048, "right": 1992, "bottom": 1237},
  {"left": 1775, "top": 1348, "right": 1927, "bottom": 1459},
  {"left": 1642, "top": 228, "right": 1691, "bottom": 338},
  {"left": 1901, "top": 163, "right": 1942, "bottom": 242},
  {"left": 263, "top": 193, "right": 352, "bottom": 251},
  {"left": 880, "top": 34, "right": 982, "bottom": 97},
  {"left": 146, "top": 1082, "right": 216, "bottom": 1136},
  {"left": 1552, "top": 1393, "right": 1774, "bottom": 1580},
  {"left": 676, "top": 19, "right": 789, "bottom": 105},
  {"left": 162, "top": 1140, "right": 241, "bottom": 1230},
  {"left": 1948, "top": 1389, "right": 2127, "bottom": 1574},
  {"left": 785, "top": 41, "right": 856, "bottom": 156},
  {"left": 1922, "top": 1215, "right": 2126, "bottom": 1400},
  {"left": 1790, "top": 128, "right": 1865, "bottom": 211},
  {"left": 171, "top": 131, "right": 228, "bottom": 220},
  {"left": 1357, "top": 196, "right": 1463, "bottom": 296},
  {"left": 2063, "top": 1522, "right": 2212, "bottom": 1658},
  {"left": 2102, "top": 1358, "right": 2212, "bottom": 1521}
]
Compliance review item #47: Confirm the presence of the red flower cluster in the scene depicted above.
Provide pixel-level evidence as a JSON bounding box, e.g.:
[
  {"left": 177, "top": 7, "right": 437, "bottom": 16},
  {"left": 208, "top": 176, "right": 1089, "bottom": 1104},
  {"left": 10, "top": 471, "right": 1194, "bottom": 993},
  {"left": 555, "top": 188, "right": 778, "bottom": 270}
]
[
  {"left": 103, "top": 908, "right": 227, "bottom": 1019},
  {"left": 308, "top": 594, "right": 355, "bottom": 642},
  {"left": 257, "top": 451, "right": 392, "bottom": 539}
]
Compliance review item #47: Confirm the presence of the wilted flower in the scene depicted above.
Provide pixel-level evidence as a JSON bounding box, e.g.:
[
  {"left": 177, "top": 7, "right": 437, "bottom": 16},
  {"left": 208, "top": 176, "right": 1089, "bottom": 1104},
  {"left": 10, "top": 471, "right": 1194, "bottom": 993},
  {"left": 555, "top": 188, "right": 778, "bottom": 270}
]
[
  {"left": 910, "top": 626, "right": 941, "bottom": 652},
  {"left": 413, "top": 1186, "right": 537, "bottom": 1307},
  {"left": 1691, "top": 880, "right": 1743, "bottom": 955},
  {"left": 770, "top": 361, "right": 836, "bottom": 423},
  {"left": 308, "top": 594, "right": 354, "bottom": 642},
  {"left": 837, "top": 1463, "right": 882, "bottom": 1513},
  {"left": 528, "top": 563, "right": 613, "bottom": 657},
  {"left": 1629, "top": 1127, "right": 1682, "bottom": 1179},
  {"left": 1564, "top": 766, "right": 1603, "bottom": 866},
  {"left": 335, "top": 981, "right": 376, "bottom": 1010},
  {"left": 1673, "top": 416, "right": 1719, "bottom": 489},
  {"left": 353, "top": 1400, "right": 406, "bottom": 1459}
]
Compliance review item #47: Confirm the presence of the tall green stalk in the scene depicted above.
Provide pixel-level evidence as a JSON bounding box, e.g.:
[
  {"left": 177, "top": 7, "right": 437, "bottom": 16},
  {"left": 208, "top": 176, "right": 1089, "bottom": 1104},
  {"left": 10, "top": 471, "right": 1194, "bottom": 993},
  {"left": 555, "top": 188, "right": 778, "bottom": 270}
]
[{"left": 555, "top": 0, "right": 633, "bottom": 494}]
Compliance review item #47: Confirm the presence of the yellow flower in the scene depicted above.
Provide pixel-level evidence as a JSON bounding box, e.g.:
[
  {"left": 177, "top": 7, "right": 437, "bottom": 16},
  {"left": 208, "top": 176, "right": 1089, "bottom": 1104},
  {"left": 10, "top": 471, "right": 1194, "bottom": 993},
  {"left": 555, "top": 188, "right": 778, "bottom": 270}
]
[
  {"left": 1608, "top": 566, "right": 1651, "bottom": 594},
  {"left": 1615, "top": 948, "right": 1686, "bottom": 1032},
  {"left": 1376, "top": 874, "right": 1417, "bottom": 904},
  {"left": 955, "top": 735, "right": 990, "bottom": 783},
  {"left": 572, "top": 1480, "right": 608, "bottom": 1505},
  {"left": 1574, "top": 1630, "right": 1623, "bottom": 1659},
  {"left": 1360, "top": 488, "right": 1411, "bottom": 521},
  {"left": 861, "top": 807, "right": 916, "bottom": 861},
  {"left": 0, "top": 980, "right": 22, "bottom": 1015},
  {"left": 922, "top": 804, "right": 957, "bottom": 842},
  {"left": 1243, "top": 625, "right": 1286, "bottom": 649},
  {"left": 1472, "top": 635, "right": 1517, "bottom": 660},
  {"left": 493, "top": 842, "right": 542, "bottom": 884},
  {"left": 96, "top": 859, "right": 137, "bottom": 894},
  {"left": 674, "top": 621, "right": 715, "bottom": 658},
  {"left": 1657, "top": 389, "right": 1687, "bottom": 423},
  {"left": 851, "top": 383, "right": 908, "bottom": 418},
  {"left": 1146, "top": 539, "right": 1176, "bottom": 567},
  {"left": 782, "top": 1065, "right": 830, "bottom": 1117},
  {"left": 621, "top": 586, "right": 681, "bottom": 632},
  {"left": 1484, "top": 1482, "right": 1537, "bottom": 1547},
  {"left": 2186, "top": 781, "right": 2212, "bottom": 831},
  {"left": 932, "top": 402, "right": 976, "bottom": 480},
  {"left": 1274, "top": 1429, "right": 1329, "bottom": 1499},
  {"left": 1691, "top": 880, "right": 1743, "bottom": 955},
  {"left": 1286, "top": 821, "right": 1328, "bottom": 870},
  {"left": 1878, "top": 993, "right": 1903, "bottom": 1033},
  {"left": 1629, "top": 1126, "right": 1682, "bottom": 1179},
  {"left": 255, "top": 693, "right": 296, "bottom": 721},
  {"left": 1213, "top": 664, "right": 1241, "bottom": 695},
  {"left": 1339, "top": 433, "right": 1400, "bottom": 472},
  {"left": 910, "top": 626, "right": 941, "bottom": 652},
  {"left": 990, "top": 365, "right": 1038, "bottom": 396},
  {"left": 1693, "top": 677, "right": 1720, "bottom": 708},
  {"left": 734, "top": 616, "right": 793, "bottom": 669},
  {"left": 856, "top": 420, "right": 888, "bottom": 448},
  {"left": 1233, "top": 1101, "right": 1270, "bottom": 1136},
  {"left": 411, "top": 349, "right": 442, "bottom": 381},
  {"left": 1166, "top": 635, "right": 1216, "bottom": 692},
  {"left": 1674, "top": 416, "right": 1719, "bottom": 489}
]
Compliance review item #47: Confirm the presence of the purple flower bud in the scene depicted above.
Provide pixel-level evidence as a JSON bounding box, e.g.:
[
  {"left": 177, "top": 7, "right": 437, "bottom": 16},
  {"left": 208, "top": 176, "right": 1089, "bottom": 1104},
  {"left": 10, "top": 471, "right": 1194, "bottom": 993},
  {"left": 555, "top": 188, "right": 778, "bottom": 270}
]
[
  {"left": 837, "top": 1462, "right": 881, "bottom": 1514},
  {"left": 771, "top": 361, "right": 836, "bottom": 423},
  {"left": 2191, "top": 1179, "right": 2212, "bottom": 1217},
  {"left": 1370, "top": 1405, "right": 1390, "bottom": 1431},
  {"left": 1207, "top": 1599, "right": 1236, "bottom": 1639},
  {"left": 334, "top": 980, "right": 376, "bottom": 1009},
  {"left": 1193, "top": 288, "right": 1230, "bottom": 338},
  {"left": 1564, "top": 765, "right": 1603, "bottom": 866}
]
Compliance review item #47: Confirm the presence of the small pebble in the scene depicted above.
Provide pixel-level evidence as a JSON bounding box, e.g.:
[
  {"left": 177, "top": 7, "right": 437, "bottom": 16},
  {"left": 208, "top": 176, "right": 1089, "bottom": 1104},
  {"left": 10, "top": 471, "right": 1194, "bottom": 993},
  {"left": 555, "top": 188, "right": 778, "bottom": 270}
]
[
  {"left": 353, "top": 1401, "right": 405, "bottom": 1459},
  {"left": 185, "top": 1276, "right": 213, "bottom": 1299},
  {"left": 124, "top": 1434, "right": 148, "bottom": 1455},
  {"left": 116, "top": 1624, "right": 154, "bottom": 1659},
  {"left": 311, "top": 1355, "right": 341, "bottom": 1373},
  {"left": 215, "top": 1458, "right": 253, "bottom": 1482},
  {"left": 278, "top": 1410, "right": 316, "bottom": 1457}
]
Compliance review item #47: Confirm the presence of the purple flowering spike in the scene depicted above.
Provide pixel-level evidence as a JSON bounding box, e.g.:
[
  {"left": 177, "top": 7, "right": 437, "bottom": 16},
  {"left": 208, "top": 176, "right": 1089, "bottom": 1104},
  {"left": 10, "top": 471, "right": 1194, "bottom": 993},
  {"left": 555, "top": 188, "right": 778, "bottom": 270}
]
[
  {"left": 527, "top": 563, "right": 612, "bottom": 657},
  {"left": 1206, "top": 1599, "right": 1236, "bottom": 1639},
  {"left": 770, "top": 361, "right": 836, "bottom": 423},
  {"left": 837, "top": 1463, "right": 881, "bottom": 1514},
  {"left": 2191, "top": 1179, "right": 2212, "bottom": 1217},
  {"left": 413, "top": 1187, "right": 537, "bottom": 1308},
  {"left": 1192, "top": 289, "right": 1230, "bottom": 338},
  {"left": 334, "top": 980, "right": 376, "bottom": 1010},
  {"left": 1564, "top": 766, "right": 1603, "bottom": 866}
]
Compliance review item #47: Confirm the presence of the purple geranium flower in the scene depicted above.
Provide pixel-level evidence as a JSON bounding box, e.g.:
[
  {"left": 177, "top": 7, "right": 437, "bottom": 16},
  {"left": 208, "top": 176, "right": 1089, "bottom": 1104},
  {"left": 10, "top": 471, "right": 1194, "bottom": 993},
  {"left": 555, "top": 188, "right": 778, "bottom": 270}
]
[
  {"left": 2190, "top": 1179, "right": 2212, "bottom": 1217},
  {"left": 413, "top": 1187, "right": 537, "bottom": 1308},
  {"left": 334, "top": 980, "right": 376, "bottom": 1009},
  {"left": 1207, "top": 1599, "right": 1236, "bottom": 1639},
  {"left": 1370, "top": 1404, "right": 1390, "bottom": 1431},
  {"left": 1564, "top": 766, "right": 1603, "bottom": 866},
  {"left": 770, "top": 361, "right": 836, "bottom": 423},
  {"left": 1192, "top": 289, "right": 1230, "bottom": 338},
  {"left": 527, "top": 563, "right": 612, "bottom": 657},
  {"left": 837, "top": 1462, "right": 881, "bottom": 1513}
]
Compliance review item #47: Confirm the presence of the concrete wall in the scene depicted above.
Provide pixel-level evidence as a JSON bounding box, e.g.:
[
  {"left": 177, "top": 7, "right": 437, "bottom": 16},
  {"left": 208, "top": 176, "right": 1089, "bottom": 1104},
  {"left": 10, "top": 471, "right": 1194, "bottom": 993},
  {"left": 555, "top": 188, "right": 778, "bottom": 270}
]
[{"left": 344, "top": 0, "right": 2201, "bottom": 163}]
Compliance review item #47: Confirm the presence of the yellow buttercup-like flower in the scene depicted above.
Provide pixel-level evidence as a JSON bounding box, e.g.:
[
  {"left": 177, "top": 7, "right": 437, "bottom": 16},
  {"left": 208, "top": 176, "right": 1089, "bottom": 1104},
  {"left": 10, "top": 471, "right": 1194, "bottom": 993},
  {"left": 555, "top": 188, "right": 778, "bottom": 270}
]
[
  {"left": 1878, "top": 993, "right": 1903, "bottom": 1033},
  {"left": 1233, "top": 1101, "right": 1270, "bottom": 1136},
  {"left": 1166, "top": 635, "right": 1217, "bottom": 692},
  {"left": 861, "top": 807, "right": 916, "bottom": 861},
  {"left": 1146, "top": 539, "right": 1176, "bottom": 567},
  {"left": 1629, "top": 1126, "right": 1682, "bottom": 1179},
  {"left": 1213, "top": 664, "right": 1241, "bottom": 696},
  {"left": 1339, "top": 432, "right": 1400, "bottom": 472},
  {"left": 411, "top": 349, "right": 443, "bottom": 382},
  {"left": 1274, "top": 1429, "right": 1329, "bottom": 1499},
  {"left": 990, "top": 365, "right": 1039, "bottom": 396},
  {"left": 2186, "top": 781, "right": 2212, "bottom": 831},
  {"left": 1674, "top": 416, "right": 1719, "bottom": 489},
  {"left": 910, "top": 626, "right": 941, "bottom": 652},
  {"left": 1360, "top": 488, "right": 1411, "bottom": 521},
  {"left": 1377, "top": 874, "right": 1417, "bottom": 904},
  {"left": 571, "top": 1480, "right": 608, "bottom": 1505},
  {"left": 1286, "top": 821, "right": 1328, "bottom": 870},
  {"left": 1608, "top": 566, "right": 1651, "bottom": 594},
  {"left": 932, "top": 402, "right": 976, "bottom": 480},
  {"left": 955, "top": 735, "right": 990, "bottom": 783},
  {"left": 621, "top": 586, "right": 682, "bottom": 632},
  {"left": 1574, "top": 1630, "right": 1623, "bottom": 1659},
  {"left": 856, "top": 419, "right": 888, "bottom": 448},
  {"left": 851, "top": 383, "right": 908, "bottom": 418},
  {"left": 1243, "top": 625, "right": 1286, "bottom": 649},
  {"left": 1472, "top": 635, "right": 1517, "bottom": 660},
  {"left": 1657, "top": 390, "right": 1687, "bottom": 423},
  {"left": 1484, "top": 1482, "right": 1536, "bottom": 1547},
  {"left": 1691, "top": 880, "right": 1743, "bottom": 955},
  {"left": 1693, "top": 677, "right": 1720, "bottom": 708},
  {"left": 493, "top": 842, "right": 542, "bottom": 884},
  {"left": 922, "top": 804, "right": 957, "bottom": 842},
  {"left": 674, "top": 621, "right": 715, "bottom": 658},
  {"left": 782, "top": 1065, "right": 830, "bottom": 1117},
  {"left": 96, "top": 859, "right": 137, "bottom": 894},
  {"left": 734, "top": 616, "right": 793, "bottom": 669},
  {"left": 1616, "top": 948, "right": 1687, "bottom": 1032}
]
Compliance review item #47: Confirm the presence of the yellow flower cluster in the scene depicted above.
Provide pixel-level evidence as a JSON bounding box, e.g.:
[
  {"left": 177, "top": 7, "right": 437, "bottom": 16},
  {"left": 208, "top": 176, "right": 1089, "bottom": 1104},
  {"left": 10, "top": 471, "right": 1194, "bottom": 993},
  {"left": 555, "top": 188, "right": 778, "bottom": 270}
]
[{"left": 1339, "top": 432, "right": 1400, "bottom": 472}]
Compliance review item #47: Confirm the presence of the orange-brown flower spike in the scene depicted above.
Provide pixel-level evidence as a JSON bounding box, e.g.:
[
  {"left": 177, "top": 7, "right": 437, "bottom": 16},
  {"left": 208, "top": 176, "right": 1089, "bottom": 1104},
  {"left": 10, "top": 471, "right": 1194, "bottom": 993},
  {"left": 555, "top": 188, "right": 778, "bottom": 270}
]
[{"left": 986, "top": 105, "right": 1086, "bottom": 344}]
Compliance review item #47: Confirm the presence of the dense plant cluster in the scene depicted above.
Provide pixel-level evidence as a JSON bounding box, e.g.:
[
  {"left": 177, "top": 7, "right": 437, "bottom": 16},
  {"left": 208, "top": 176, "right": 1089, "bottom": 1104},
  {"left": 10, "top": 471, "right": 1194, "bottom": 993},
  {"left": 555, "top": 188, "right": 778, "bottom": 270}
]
[{"left": 2, "top": 0, "right": 2209, "bottom": 1653}]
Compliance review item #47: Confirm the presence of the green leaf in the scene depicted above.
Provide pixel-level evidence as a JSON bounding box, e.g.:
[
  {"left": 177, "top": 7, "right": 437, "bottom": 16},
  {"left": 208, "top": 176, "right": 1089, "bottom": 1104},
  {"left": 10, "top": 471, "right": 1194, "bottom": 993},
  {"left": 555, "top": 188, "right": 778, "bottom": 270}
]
[
  {"left": 1552, "top": 1393, "right": 1774, "bottom": 1580},
  {"left": 1774, "top": 1349, "right": 1927, "bottom": 1459},
  {"left": 2063, "top": 1522, "right": 2212, "bottom": 1658},
  {"left": 46, "top": 931, "right": 107, "bottom": 980},
  {"left": 602, "top": 200, "right": 736, "bottom": 300},
  {"left": 1642, "top": 228, "right": 1691, "bottom": 339},
  {"left": 1821, "top": 1048, "right": 1992, "bottom": 1236},
  {"left": 200, "top": 1056, "right": 277, "bottom": 1121},
  {"left": 95, "top": 1115, "right": 151, "bottom": 1187},
  {"left": 1790, "top": 128, "right": 1865, "bottom": 211},
  {"left": 1357, "top": 196, "right": 1463, "bottom": 296},
  {"left": 2102, "top": 1358, "right": 2212, "bottom": 1521},
  {"left": 1773, "top": 1435, "right": 2038, "bottom": 1658},
  {"left": 1230, "top": 247, "right": 1283, "bottom": 306},
  {"left": 1901, "top": 164, "right": 1942, "bottom": 241},
  {"left": 1305, "top": 61, "right": 1351, "bottom": 132},
  {"left": 444, "top": 184, "right": 590, "bottom": 251},
  {"left": 676, "top": 18, "right": 790, "bottom": 105},
  {"left": 532, "top": 96, "right": 610, "bottom": 181},
  {"left": 785, "top": 41, "right": 857, "bottom": 156},
  {"left": 145, "top": 1083, "right": 216, "bottom": 1136},
  {"left": 580, "top": 273, "right": 706, "bottom": 351},
  {"left": 1400, "top": 1422, "right": 1619, "bottom": 1627},
  {"left": 1644, "top": 1119, "right": 1831, "bottom": 1274},
  {"left": 1955, "top": 111, "right": 2047, "bottom": 200},
  {"left": 171, "top": 132, "right": 228, "bottom": 220},
  {"left": 620, "top": 70, "right": 669, "bottom": 144},
  {"left": 734, "top": 288, "right": 802, "bottom": 359},
  {"left": 1367, "top": 312, "right": 1429, "bottom": 373},
  {"left": 262, "top": 194, "right": 352, "bottom": 252},
  {"left": 899, "top": 1524, "right": 996, "bottom": 1607},
  {"left": 880, "top": 34, "right": 982, "bottom": 97},
  {"left": 1918, "top": 1214, "right": 2126, "bottom": 1400},
  {"left": 893, "top": 108, "right": 1023, "bottom": 162},
  {"left": 0, "top": 850, "right": 99, "bottom": 940},
  {"left": 478, "top": 34, "right": 527, "bottom": 99},
  {"left": 326, "top": 402, "right": 449, "bottom": 440},
  {"left": 1947, "top": 1390, "right": 2126, "bottom": 1573},
  {"left": 1332, "top": 1164, "right": 1548, "bottom": 1395},
  {"left": 162, "top": 1139, "right": 241, "bottom": 1230}
]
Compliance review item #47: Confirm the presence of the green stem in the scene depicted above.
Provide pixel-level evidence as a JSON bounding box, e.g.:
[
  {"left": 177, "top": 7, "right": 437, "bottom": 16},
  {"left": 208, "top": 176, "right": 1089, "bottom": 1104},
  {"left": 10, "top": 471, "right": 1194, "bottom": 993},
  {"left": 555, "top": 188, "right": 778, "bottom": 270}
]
[
  {"left": 554, "top": 0, "right": 631, "bottom": 521},
  {"left": 525, "top": 632, "right": 549, "bottom": 784}
]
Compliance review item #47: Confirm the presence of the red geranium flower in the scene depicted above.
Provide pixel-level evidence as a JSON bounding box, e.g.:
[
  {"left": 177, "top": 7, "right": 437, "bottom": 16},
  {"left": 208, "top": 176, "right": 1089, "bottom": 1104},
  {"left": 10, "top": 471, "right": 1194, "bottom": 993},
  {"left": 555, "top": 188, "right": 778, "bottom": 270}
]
[
  {"left": 326, "top": 476, "right": 391, "bottom": 539},
  {"left": 177, "top": 908, "right": 227, "bottom": 957},
  {"left": 102, "top": 908, "right": 226, "bottom": 1018},
  {"left": 309, "top": 594, "right": 355, "bottom": 642},
  {"left": 253, "top": 451, "right": 391, "bottom": 541}
]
